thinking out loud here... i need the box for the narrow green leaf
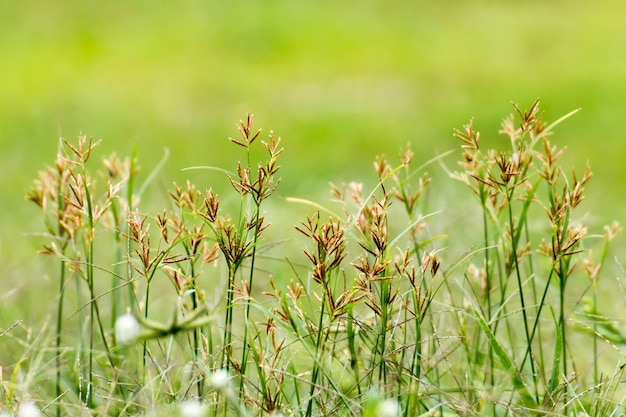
[473,309,536,407]
[548,307,563,400]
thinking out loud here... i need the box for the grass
[2,102,625,416]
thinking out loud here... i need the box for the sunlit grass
[3,103,625,416]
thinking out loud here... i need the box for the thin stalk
[559,261,566,378]
[127,152,137,310]
[182,224,203,397]
[493,232,508,332]
[347,306,361,397]
[482,203,492,322]
[523,220,544,375]
[83,182,122,406]
[55,181,66,417]
[407,289,423,416]
[520,268,555,371]
[222,263,237,371]
[191,287,202,397]
[305,299,326,417]
[506,192,538,400]
[84,183,96,409]
[76,276,86,404]
[558,255,569,414]
[289,361,302,413]
[239,205,262,394]
[126,197,138,312]
[110,198,122,330]
[142,280,150,381]
[55,258,66,417]
[592,235,611,387]
[592,286,598,387]
[558,208,572,413]
[479,187,496,410]
[507,194,532,350]
[377,277,390,385]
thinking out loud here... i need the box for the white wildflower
[376,398,400,417]
[17,402,42,417]
[115,313,140,345]
[179,400,207,417]
[209,369,230,390]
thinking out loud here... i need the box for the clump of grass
[25,137,134,414]
[6,103,625,416]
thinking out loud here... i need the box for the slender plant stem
[506,194,538,397]
[110,199,122,330]
[55,179,66,417]
[377,276,390,385]
[559,256,568,414]
[222,264,236,371]
[347,306,361,397]
[142,281,150,383]
[83,182,121,406]
[55,258,66,417]
[85,183,95,409]
[239,205,262,393]
[479,188,497,414]
[305,300,326,417]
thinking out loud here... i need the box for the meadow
[2,2,626,416]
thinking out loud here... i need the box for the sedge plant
[14,104,626,417]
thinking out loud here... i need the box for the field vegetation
[2,2,626,416]
[2,103,625,416]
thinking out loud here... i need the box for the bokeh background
[2,1,626,282]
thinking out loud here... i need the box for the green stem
[55,180,66,417]
[305,300,326,417]
[377,277,389,385]
[347,306,361,397]
[559,256,568,413]
[504,189,543,407]
[407,289,423,416]
[189,260,203,397]
[222,264,236,371]
[479,188,496,414]
[85,184,95,409]
[524,220,544,375]
[507,196,532,348]
[239,206,262,394]
[110,199,122,330]
[142,281,150,383]
[55,259,66,417]
[181,220,203,398]
[506,194,537,391]
[83,182,122,406]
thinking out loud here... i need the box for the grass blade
[473,309,536,408]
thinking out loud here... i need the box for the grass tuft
[4,102,625,416]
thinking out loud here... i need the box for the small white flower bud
[179,400,207,417]
[115,313,140,345]
[209,369,230,390]
[376,398,400,417]
[17,402,42,417]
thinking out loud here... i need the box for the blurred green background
[2,1,626,276]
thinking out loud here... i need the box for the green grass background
[2,1,626,284]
